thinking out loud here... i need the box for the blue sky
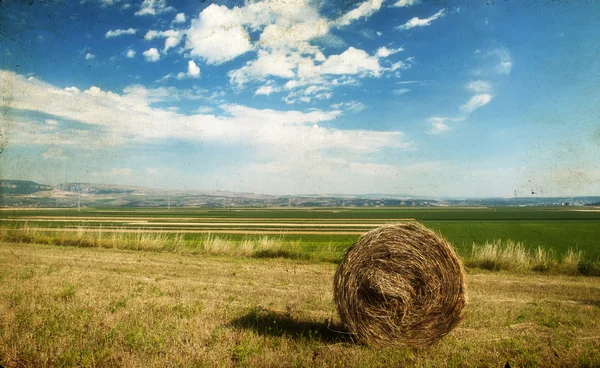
[1,0,599,197]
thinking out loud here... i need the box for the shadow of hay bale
[252,249,310,261]
[230,307,353,344]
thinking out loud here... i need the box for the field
[1,242,599,367]
[1,206,600,367]
[2,206,600,259]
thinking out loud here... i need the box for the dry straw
[333,222,466,347]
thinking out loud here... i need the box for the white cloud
[392,0,421,7]
[333,0,384,27]
[319,47,381,76]
[173,12,186,23]
[255,85,278,96]
[258,19,329,53]
[467,80,492,93]
[229,49,297,86]
[126,49,136,58]
[135,0,174,16]
[64,86,80,93]
[2,70,409,156]
[396,9,446,30]
[181,0,397,103]
[105,28,136,38]
[177,60,200,79]
[85,53,95,60]
[186,60,200,77]
[376,46,403,58]
[460,93,493,113]
[345,101,366,113]
[426,117,451,135]
[143,48,160,62]
[144,30,182,53]
[423,82,494,135]
[230,46,387,92]
[184,4,253,65]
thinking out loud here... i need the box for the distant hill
[0,180,53,195]
[55,183,137,195]
[0,179,599,208]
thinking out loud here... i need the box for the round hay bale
[333,222,466,348]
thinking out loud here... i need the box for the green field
[2,207,599,259]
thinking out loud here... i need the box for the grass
[465,240,589,274]
[0,226,342,262]
[0,242,599,367]
[2,224,599,276]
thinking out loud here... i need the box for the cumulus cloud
[126,49,136,58]
[153,0,395,102]
[319,47,381,76]
[173,12,185,23]
[396,9,446,30]
[105,28,136,38]
[392,0,421,7]
[135,0,174,16]
[177,60,200,79]
[231,46,389,92]
[143,48,160,62]
[184,4,254,65]
[460,93,492,113]
[144,30,182,53]
[85,53,95,60]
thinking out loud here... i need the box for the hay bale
[333,222,466,347]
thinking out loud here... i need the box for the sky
[0,0,599,197]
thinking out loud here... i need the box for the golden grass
[0,225,300,259]
[467,239,586,274]
[0,242,599,367]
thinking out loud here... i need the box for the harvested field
[1,242,599,367]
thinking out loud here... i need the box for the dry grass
[334,223,466,348]
[1,241,599,367]
[1,225,598,275]
[467,239,587,274]
[0,225,305,259]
